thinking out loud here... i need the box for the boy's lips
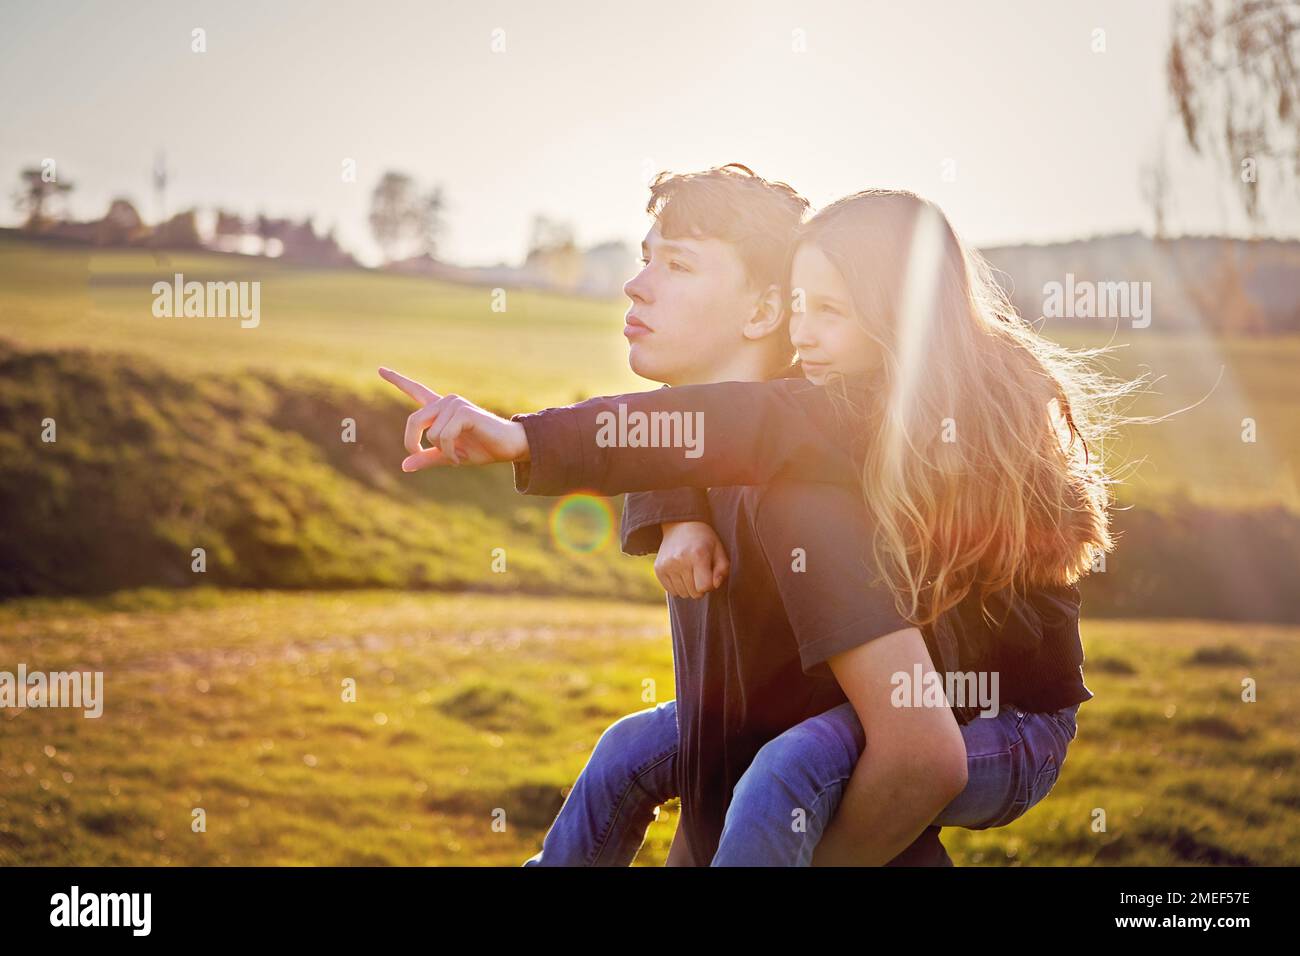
[624,314,651,338]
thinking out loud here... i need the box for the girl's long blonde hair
[798,189,1143,628]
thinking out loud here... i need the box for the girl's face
[787,242,878,384]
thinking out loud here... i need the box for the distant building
[390,239,635,300]
[578,240,637,298]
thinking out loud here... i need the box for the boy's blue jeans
[522,698,1080,866]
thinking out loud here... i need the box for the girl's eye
[669,261,688,273]
[638,257,650,266]
[822,304,840,316]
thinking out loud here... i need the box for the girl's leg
[934,701,1080,829]
[523,699,679,866]
[711,701,861,866]
[710,700,1080,865]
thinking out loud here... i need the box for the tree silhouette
[417,186,445,260]
[1167,0,1300,222]
[370,172,444,262]
[13,166,74,230]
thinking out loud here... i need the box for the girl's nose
[789,317,817,350]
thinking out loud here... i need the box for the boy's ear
[741,283,785,341]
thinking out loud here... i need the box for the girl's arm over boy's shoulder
[511,377,861,497]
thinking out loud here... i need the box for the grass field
[1,588,1296,866]
[1,235,1297,511]
[0,589,677,866]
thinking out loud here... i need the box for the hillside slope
[0,340,658,600]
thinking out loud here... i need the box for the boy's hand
[378,367,530,471]
[655,521,729,599]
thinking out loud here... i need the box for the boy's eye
[636,255,688,272]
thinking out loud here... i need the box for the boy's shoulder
[743,476,874,545]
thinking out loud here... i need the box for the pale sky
[0,0,1286,267]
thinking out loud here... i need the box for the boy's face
[622,223,762,385]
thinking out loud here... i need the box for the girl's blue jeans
[522,697,1080,866]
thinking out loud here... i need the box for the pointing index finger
[378,367,441,405]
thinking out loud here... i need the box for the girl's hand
[655,521,729,599]
[378,367,529,470]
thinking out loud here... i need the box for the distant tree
[13,166,74,231]
[1140,143,1172,239]
[96,198,146,246]
[369,171,445,262]
[256,213,274,253]
[154,209,203,249]
[417,186,446,259]
[317,223,355,267]
[279,218,314,259]
[524,215,583,290]
[277,216,355,267]
[209,209,250,253]
[255,213,294,256]
[527,215,576,258]
[214,209,248,240]
[1167,0,1300,223]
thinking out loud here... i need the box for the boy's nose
[623,270,650,303]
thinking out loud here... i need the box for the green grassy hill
[0,338,658,600]
[0,235,645,410]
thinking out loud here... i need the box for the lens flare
[548,493,616,555]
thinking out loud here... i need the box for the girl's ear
[742,283,785,341]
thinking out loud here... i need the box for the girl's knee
[746,717,857,793]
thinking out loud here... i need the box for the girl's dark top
[510,376,1093,863]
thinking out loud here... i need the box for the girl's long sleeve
[510,378,859,497]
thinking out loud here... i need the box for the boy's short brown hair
[646,163,809,290]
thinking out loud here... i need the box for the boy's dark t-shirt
[660,477,917,864]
